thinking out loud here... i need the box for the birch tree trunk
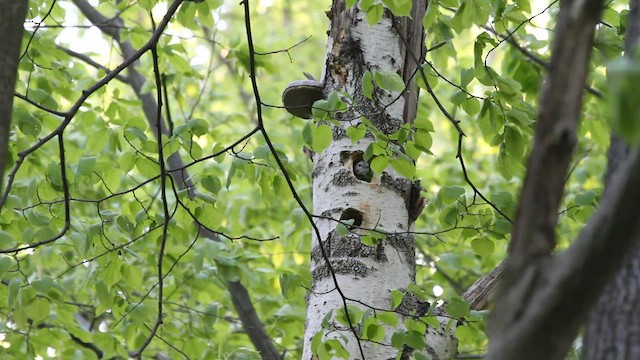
[302,1,457,359]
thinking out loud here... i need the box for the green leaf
[391,331,407,349]
[0,231,13,246]
[360,235,377,246]
[32,276,53,293]
[27,297,50,323]
[139,0,156,11]
[339,305,363,325]
[302,121,313,148]
[414,116,435,131]
[336,223,349,236]
[104,256,124,289]
[324,339,350,359]
[313,124,333,152]
[450,90,467,105]
[28,88,59,111]
[279,273,302,298]
[370,156,390,173]
[608,57,640,144]
[188,118,209,136]
[346,124,367,142]
[438,186,465,204]
[16,111,42,139]
[391,289,404,309]
[346,0,358,8]
[405,317,426,333]
[0,256,13,279]
[414,129,433,152]
[202,176,222,195]
[461,67,475,87]
[374,70,405,92]
[366,4,385,26]
[77,156,96,177]
[378,312,398,327]
[382,0,412,17]
[423,2,438,28]
[47,162,63,188]
[461,97,481,115]
[311,331,323,355]
[446,296,470,318]
[120,151,137,172]
[575,190,597,206]
[423,316,441,329]
[99,210,118,221]
[504,124,527,159]
[362,70,374,99]
[26,209,52,226]
[364,323,385,342]
[390,157,415,178]
[311,99,330,119]
[471,238,494,257]
[136,157,159,178]
[124,126,148,142]
[497,145,522,180]
[405,330,426,350]
[8,277,21,307]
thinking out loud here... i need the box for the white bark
[302,2,456,359]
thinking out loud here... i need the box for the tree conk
[282,79,324,119]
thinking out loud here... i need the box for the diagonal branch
[56,45,128,82]
[488,0,608,358]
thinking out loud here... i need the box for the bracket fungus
[282,79,324,119]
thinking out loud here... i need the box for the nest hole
[340,208,363,228]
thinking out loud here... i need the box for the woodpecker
[353,159,373,182]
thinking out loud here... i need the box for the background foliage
[0,0,625,358]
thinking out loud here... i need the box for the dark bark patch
[395,289,431,316]
[313,230,386,261]
[312,163,325,179]
[313,232,389,271]
[331,168,356,186]
[381,172,411,194]
[388,233,415,266]
[332,125,347,139]
[313,258,372,280]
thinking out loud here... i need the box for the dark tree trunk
[581,1,640,359]
[0,1,28,192]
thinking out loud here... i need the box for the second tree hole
[340,208,363,228]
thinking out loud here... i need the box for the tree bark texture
[581,0,640,359]
[0,1,28,192]
[302,1,456,359]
